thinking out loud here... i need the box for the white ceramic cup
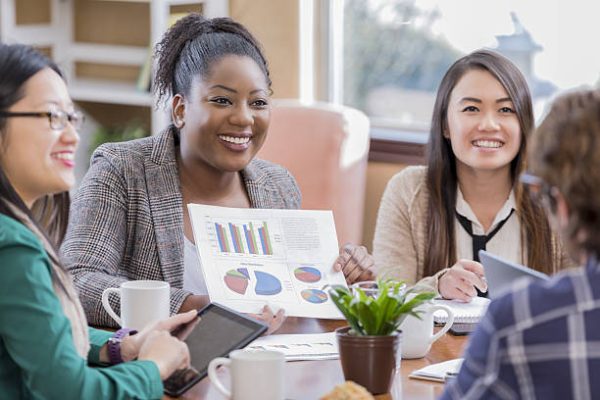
[399,302,454,359]
[101,280,170,330]
[208,350,285,400]
[351,280,407,298]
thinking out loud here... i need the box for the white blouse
[182,237,208,295]
[454,188,522,264]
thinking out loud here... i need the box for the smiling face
[174,55,271,173]
[445,68,521,176]
[0,68,79,206]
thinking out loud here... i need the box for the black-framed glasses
[0,110,85,130]
[520,172,559,212]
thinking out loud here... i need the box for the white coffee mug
[208,350,285,400]
[101,280,170,330]
[399,302,454,359]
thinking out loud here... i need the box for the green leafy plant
[328,280,436,336]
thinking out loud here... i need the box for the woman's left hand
[333,243,376,284]
[248,305,286,335]
[120,310,198,362]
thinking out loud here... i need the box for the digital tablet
[163,302,268,397]
[479,250,549,298]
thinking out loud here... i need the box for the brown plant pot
[336,326,400,395]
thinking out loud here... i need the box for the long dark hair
[0,43,70,247]
[424,49,553,276]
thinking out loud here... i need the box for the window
[341,0,600,137]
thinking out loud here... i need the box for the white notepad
[433,297,490,324]
[409,358,463,383]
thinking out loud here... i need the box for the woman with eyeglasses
[441,89,600,399]
[0,43,196,399]
[363,50,572,300]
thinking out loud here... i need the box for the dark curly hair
[529,89,600,259]
[153,13,271,106]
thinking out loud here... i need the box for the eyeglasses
[520,172,559,212]
[0,110,85,130]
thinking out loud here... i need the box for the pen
[445,371,458,382]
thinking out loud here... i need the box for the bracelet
[107,328,138,365]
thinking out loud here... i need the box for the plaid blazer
[441,256,600,400]
[61,128,301,327]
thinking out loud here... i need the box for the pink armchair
[258,100,370,246]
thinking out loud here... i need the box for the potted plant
[328,280,436,395]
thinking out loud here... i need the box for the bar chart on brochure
[188,204,348,319]
[213,220,275,256]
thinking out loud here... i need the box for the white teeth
[219,135,251,145]
[52,153,74,160]
[473,140,503,149]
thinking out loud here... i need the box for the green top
[0,213,163,399]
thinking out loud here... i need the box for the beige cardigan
[373,166,572,292]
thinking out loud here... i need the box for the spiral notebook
[433,297,490,324]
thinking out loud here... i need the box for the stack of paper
[245,332,339,361]
[409,358,463,383]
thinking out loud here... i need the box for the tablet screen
[187,304,267,374]
[163,303,268,397]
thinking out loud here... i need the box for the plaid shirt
[441,256,600,400]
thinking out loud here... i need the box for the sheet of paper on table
[409,358,464,383]
[246,332,339,361]
[188,204,347,319]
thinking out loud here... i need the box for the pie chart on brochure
[301,289,328,304]
[223,268,250,295]
[254,271,282,295]
[294,266,322,283]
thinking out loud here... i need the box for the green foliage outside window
[344,0,461,113]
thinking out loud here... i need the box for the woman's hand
[248,305,286,335]
[138,330,190,380]
[438,259,488,302]
[179,294,210,313]
[333,243,375,284]
[120,310,198,362]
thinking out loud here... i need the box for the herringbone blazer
[61,128,301,327]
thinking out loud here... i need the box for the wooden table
[175,318,467,400]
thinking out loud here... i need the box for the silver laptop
[479,250,549,298]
